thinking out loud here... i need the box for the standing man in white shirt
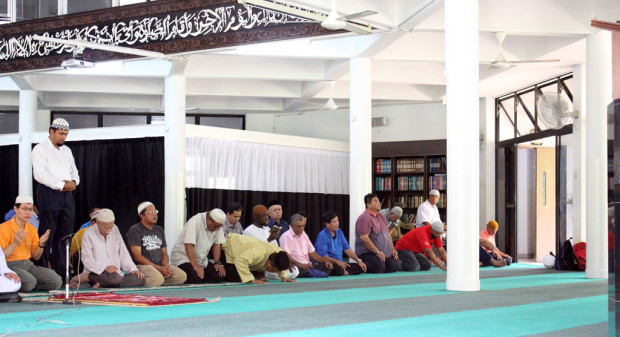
[32,118,79,277]
[415,189,443,228]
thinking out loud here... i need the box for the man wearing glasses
[0,196,62,292]
[126,202,187,287]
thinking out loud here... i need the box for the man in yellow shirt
[221,234,296,284]
[0,196,62,292]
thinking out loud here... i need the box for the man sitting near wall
[171,208,227,284]
[280,213,333,277]
[267,200,289,242]
[79,207,101,230]
[479,220,512,266]
[0,196,61,292]
[220,233,295,284]
[355,193,400,274]
[126,202,187,287]
[314,210,366,275]
[223,202,244,236]
[80,208,145,288]
[243,205,279,246]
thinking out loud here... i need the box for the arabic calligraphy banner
[0,0,333,73]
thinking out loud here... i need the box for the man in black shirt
[126,202,187,287]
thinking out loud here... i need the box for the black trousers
[178,262,224,284]
[36,184,75,277]
[358,252,400,274]
[331,262,364,276]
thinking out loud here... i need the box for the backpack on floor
[573,242,586,271]
[555,237,579,271]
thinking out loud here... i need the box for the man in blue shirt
[314,210,366,275]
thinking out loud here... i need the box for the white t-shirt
[243,224,279,246]
[415,200,441,227]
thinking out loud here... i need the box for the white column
[164,75,186,249]
[18,90,36,197]
[349,58,372,244]
[572,65,587,243]
[585,31,611,279]
[445,0,480,291]
[479,98,495,229]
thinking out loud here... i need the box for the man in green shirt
[221,234,296,284]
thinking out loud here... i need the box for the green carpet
[0,271,597,333]
[251,295,607,337]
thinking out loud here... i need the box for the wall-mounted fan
[239,0,377,34]
[536,91,578,129]
[295,81,340,112]
[482,32,560,69]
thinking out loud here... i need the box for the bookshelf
[372,145,447,225]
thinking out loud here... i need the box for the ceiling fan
[482,32,560,69]
[295,81,340,112]
[239,0,377,34]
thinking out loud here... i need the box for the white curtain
[186,137,349,194]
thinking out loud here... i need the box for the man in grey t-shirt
[126,202,187,287]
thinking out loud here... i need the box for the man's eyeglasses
[146,210,159,215]
[19,206,34,212]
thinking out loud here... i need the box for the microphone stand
[62,235,80,305]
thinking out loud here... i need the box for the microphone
[60,233,75,241]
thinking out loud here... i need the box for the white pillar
[349,58,372,244]
[479,98,495,230]
[572,65,587,243]
[164,75,186,249]
[585,31,611,279]
[18,90,36,197]
[445,0,480,291]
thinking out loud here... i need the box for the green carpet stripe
[251,295,608,337]
[0,272,597,332]
[292,263,543,283]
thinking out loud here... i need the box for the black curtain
[0,145,18,217]
[186,188,350,243]
[36,137,166,237]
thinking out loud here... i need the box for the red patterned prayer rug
[49,293,220,307]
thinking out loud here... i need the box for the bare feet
[491,259,507,268]
[92,282,101,289]
[69,276,79,288]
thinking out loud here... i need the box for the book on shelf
[375,176,392,191]
[395,195,424,208]
[397,176,424,190]
[396,157,425,173]
[428,174,447,190]
[437,193,447,208]
[428,156,446,172]
[375,159,392,174]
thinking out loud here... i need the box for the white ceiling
[0,0,618,115]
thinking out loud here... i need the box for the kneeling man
[221,233,295,284]
[395,220,447,271]
[81,209,145,288]
[127,202,187,287]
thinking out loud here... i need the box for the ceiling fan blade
[507,59,560,64]
[338,10,378,21]
[343,21,372,34]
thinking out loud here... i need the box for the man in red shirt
[395,221,446,271]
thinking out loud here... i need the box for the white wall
[245,103,447,143]
[371,103,446,142]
